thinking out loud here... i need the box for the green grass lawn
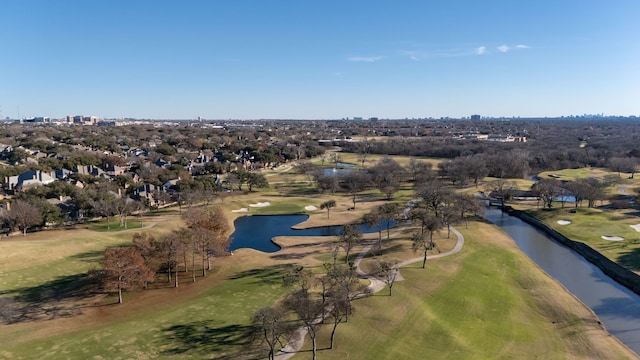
[525,207,640,271]
[84,219,145,232]
[1,178,636,359]
[537,167,612,180]
[292,223,629,359]
[0,265,290,359]
[0,234,130,293]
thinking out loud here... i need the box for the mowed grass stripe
[1,265,289,359]
[295,222,630,359]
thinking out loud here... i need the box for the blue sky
[1,1,639,120]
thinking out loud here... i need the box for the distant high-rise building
[470,114,481,120]
[68,115,99,125]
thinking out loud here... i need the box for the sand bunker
[601,235,625,241]
[557,220,572,225]
[231,208,249,213]
[305,205,318,211]
[630,224,640,233]
[249,202,271,207]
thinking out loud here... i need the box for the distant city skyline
[1,1,639,120]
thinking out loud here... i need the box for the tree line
[91,206,230,303]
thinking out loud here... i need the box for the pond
[320,167,358,177]
[229,214,395,252]
[319,161,360,177]
[334,161,356,167]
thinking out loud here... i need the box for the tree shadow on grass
[270,251,320,260]
[0,273,102,324]
[70,249,104,263]
[617,247,640,272]
[365,243,404,258]
[227,264,290,285]
[160,320,261,359]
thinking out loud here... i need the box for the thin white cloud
[476,46,487,55]
[399,49,470,60]
[497,45,510,53]
[515,44,530,49]
[346,56,383,63]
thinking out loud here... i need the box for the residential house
[5,170,57,192]
[133,183,169,207]
[105,165,127,177]
[74,165,105,177]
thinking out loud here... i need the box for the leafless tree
[374,259,400,296]
[8,199,43,236]
[378,203,399,242]
[338,224,362,264]
[159,230,184,287]
[363,210,383,250]
[250,306,292,360]
[326,289,350,349]
[284,289,323,360]
[325,263,365,322]
[114,196,138,229]
[408,158,435,183]
[453,193,482,228]
[341,172,367,209]
[100,247,155,304]
[531,178,561,209]
[90,192,117,230]
[439,197,460,238]
[132,232,157,264]
[609,157,639,178]
[411,215,442,268]
[183,206,230,281]
[369,157,404,200]
[485,178,516,207]
[415,179,452,216]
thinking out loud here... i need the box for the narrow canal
[484,206,640,355]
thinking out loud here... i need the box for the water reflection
[229,214,394,253]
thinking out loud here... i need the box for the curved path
[275,224,465,359]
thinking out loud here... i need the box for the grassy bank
[0,190,636,359]
[293,221,636,359]
[525,207,640,272]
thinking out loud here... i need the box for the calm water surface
[484,207,640,354]
[229,214,393,252]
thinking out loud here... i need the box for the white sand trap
[249,201,271,207]
[630,224,640,232]
[557,220,572,225]
[231,208,249,213]
[305,205,318,211]
[601,235,625,241]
